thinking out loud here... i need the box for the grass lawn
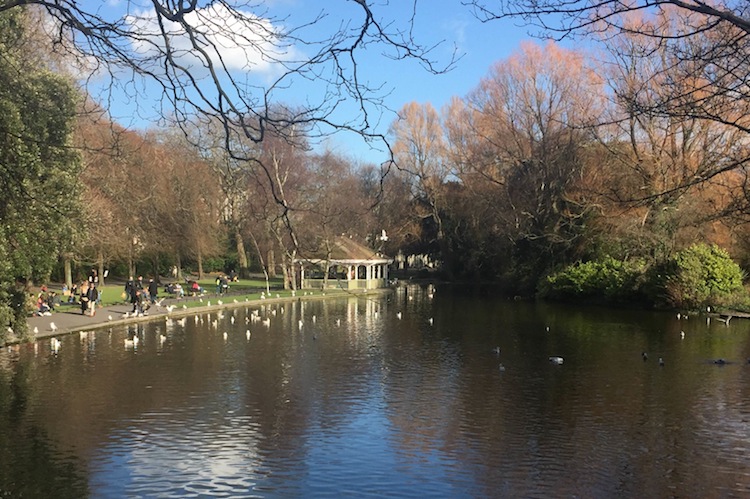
[52,276,289,309]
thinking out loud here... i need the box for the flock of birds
[33,287,441,357]
[24,292,749,371]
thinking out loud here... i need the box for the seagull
[396,312,402,320]
[108,315,113,321]
[680,331,685,339]
[166,305,175,313]
[223,331,228,341]
[246,330,251,340]
[336,318,341,326]
[49,322,58,332]
[312,315,317,323]
[492,346,501,355]
[428,317,434,325]
[659,357,665,366]
[50,338,61,352]
[549,356,564,365]
[498,364,506,372]
[160,334,167,344]
[33,326,39,335]
[642,352,648,361]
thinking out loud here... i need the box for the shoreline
[20,288,392,345]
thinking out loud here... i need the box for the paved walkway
[27,294,249,342]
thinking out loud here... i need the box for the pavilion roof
[297,235,391,263]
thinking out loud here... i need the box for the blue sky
[93,1,532,165]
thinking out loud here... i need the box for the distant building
[295,235,392,290]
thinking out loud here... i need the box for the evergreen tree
[0,8,82,342]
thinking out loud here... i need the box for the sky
[91,1,534,166]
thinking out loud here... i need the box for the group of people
[124,275,161,315]
[34,285,58,316]
[77,268,102,316]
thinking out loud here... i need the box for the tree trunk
[235,227,249,278]
[268,248,276,278]
[63,254,73,289]
[97,251,105,286]
[197,247,204,279]
[151,254,159,283]
[175,251,182,280]
[248,230,271,294]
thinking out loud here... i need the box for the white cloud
[125,4,298,76]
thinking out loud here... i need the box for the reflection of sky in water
[3,285,750,497]
[90,413,262,497]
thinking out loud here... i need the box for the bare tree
[4,1,457,250]
[466,1,750,187]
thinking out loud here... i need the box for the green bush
[648,243,745,309]
[541,256,647,303]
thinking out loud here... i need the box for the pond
[1,284,750,497]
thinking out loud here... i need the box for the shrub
[541,256,647,303]
[647,243,745,309]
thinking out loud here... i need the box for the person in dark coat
[87,283,99,316]
[148,278,158,304]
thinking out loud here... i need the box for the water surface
[1,285,749,497]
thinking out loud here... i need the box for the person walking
[87,283,99,316]
[148,278,158,305]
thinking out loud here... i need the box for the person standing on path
[79,281,90,315]
[148,278,158,305]
[87,283,99,316]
